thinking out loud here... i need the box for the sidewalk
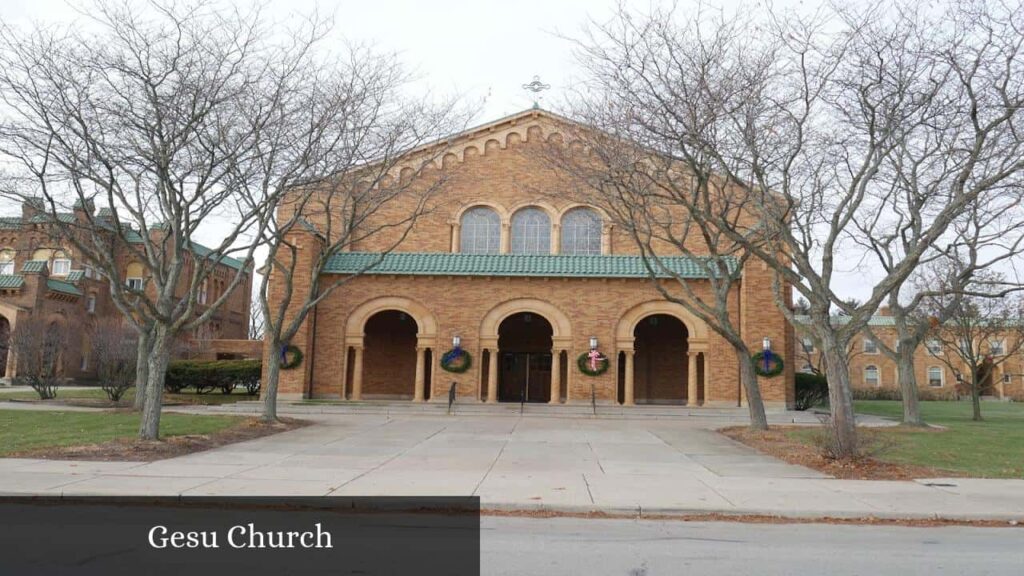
[0,412,1021,522]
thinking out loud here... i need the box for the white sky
[1,0,883,301]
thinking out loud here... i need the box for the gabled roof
[0,275,25,290]
[188,242,245,271]
[323,252,735,279]
[46,278,82,296]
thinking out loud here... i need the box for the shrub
[851,387,958,401]
[794,373,829,410]
[165,360,261,395]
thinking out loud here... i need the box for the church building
[270,109,796,408]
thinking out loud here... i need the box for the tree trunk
[138,325,173,440]
[736,349,769,431]
[970,369,984,422]
[821,337,859,458]
[132,329,152,411]
[896,348,924,426]
[261,337,282,423]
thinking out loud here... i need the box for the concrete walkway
[1,412,1022,521]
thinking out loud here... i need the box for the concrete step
[203,399,808,421]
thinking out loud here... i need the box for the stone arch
[451,201,510,225]
[615,300,709,352]
[480,298,572,349]
[345,296,438,349]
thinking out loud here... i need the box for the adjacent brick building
[795,311,1024,400]
[0,199,252,382]
[268,109,796,408]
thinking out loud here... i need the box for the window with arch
[125,262,145,291]
[0,249,14,275]
[51,250,71,276]
[459,206,501,254]
[928,366,944,387]
[510,207,551,254]
[864,365,880,387]
[560,207,602,255]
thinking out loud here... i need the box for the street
[481,516,1023,576]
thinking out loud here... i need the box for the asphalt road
[481,517,1023,576]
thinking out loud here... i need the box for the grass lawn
[0,409,243,456]
[790,401,1024,478]
[0,387,257,405]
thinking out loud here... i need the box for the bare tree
[541,121,771,430]
[926,271,1024,421]
[569,0,1024,457]
[9,316,67,399]
[0,2,344,438]
[250,64,467,422]
[248,289,265,341]
[91,317,137,402]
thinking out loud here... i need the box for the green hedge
[795,372,829,411]
[165,360,261,395]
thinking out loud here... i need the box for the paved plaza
[1,410,1022,521]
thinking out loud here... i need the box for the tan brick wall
[269,111,796,407]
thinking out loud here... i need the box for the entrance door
[499,352,552,402]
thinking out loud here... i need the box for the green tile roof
[21,260,47,273]
[0,217,22,230]
[27,213,76,224]
[323,252,736,279]
[189,241,246,271]
[46,278,82,296]
[66,270,84,283]
[793,314,896,326]
[0,275,25,289]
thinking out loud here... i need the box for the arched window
[928,366,944,387]
[864,365,880,387]
[125,262,145,291]
[510,207,551,254]
[459,206,500,254]
[0,249,14,275]
[560,207,602,255]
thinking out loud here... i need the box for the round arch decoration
[344,296,439,349]
[615,301,710,351]
[479,298,573,350]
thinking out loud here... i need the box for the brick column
[413,346,426,402]
[550,350,561,404]
[350,346,364,401]
[623,350,635,406]
[487,349,499,403]
[687,351,698,406]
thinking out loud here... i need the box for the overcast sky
[2,0,886,301]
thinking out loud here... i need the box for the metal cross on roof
[522,75,550,108]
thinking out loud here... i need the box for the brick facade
[0,199,252,382]
[268,109,796,408]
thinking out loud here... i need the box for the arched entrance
[497,312,553,403]
[632,314,688,404]
[615,301,710,406]
[360,310,419,400]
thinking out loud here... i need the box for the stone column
[623,350,635,406]
[451,224,461,253]
[501,223,511,253]
[413,346,426,402]
[551,224,561,255]
[687,351,698,406]
[350,346,364,401]
[701,352,709,405]
[550,350,561,404]
[487,349,499,403]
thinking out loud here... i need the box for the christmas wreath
[280,344,303,370]
[440,348,472,373]
[577,350,609,377]
[752,350,783,377]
